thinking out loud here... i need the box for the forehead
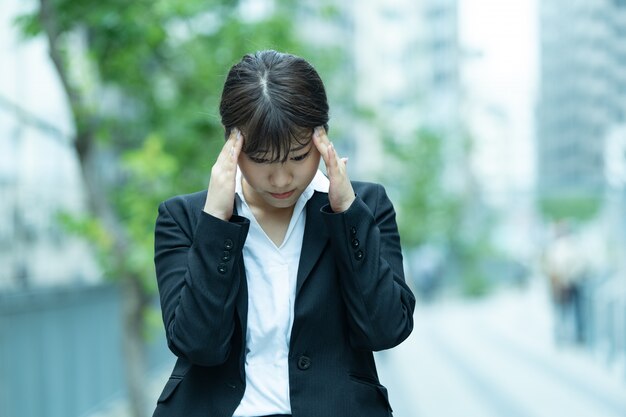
[246,139,311,156]
[244,126,313,156]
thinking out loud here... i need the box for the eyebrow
[249,141,311,157]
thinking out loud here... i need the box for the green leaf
[13,13,42,38]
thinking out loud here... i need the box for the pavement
[376,279,626,417]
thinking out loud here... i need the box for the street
[377,280,626,417]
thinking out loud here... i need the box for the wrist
[334,195,356,213]
[203,202,230,221]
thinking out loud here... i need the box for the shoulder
[161,190,207,211]
[352,181,388,200]
[351,181,394,211]
[352,181,384,194]
[158,190,207,225]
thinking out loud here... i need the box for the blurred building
[350,0,421,178]
[536,0,626,203]
[537,0,626,270]
[417,0,461,134]
[459,0,540,262]
[0,0,99,290]
[347,0,462,184]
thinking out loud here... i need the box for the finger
[316,125,331,147]
[330,142,345,166]
[218,128,239,163]
[327,141,339,173]
[231,129,244,161]
[312,126,330,165]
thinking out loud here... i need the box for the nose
[269,164,292,189]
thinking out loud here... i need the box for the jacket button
[221,250,231,261]
[350,226,357,236]
[297,355,311,370]
[224,239,234,250]
[217,263,227,274]
[351,238,360,248]
[354,250,364,261]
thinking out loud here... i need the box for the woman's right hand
[203,128,243,220]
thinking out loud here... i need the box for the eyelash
[291,152,310,162]
[249,151,310,164]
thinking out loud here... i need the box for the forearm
[322,191,415,351]
[155,201,248,365]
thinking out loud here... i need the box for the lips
[270,190,295,199]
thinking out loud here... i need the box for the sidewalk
[376,279,626,417]
[85,364,172,417]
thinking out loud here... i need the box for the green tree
[383,128,496,297]
[383,128,461,248]
[16,1,335,415]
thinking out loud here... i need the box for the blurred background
[1,0,625,416]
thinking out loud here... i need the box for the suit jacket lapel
[296,191,330,295]
[230,192,329,319]
[231,204,248,341]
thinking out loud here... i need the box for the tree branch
[37,0,131,258]
[38,0,91,162]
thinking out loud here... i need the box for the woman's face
[238,139,321,211]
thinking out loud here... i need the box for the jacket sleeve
[321,183,415,351]
[154,197,249,366]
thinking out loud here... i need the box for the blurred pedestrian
[543,220,587,345]
[152,50,415,417]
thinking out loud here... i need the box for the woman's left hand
[313,126,355,213]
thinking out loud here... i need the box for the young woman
[153,50,415,417]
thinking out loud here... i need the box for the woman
[153,50,415,417]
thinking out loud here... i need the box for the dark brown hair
[219,50,329,162]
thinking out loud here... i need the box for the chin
[266,194,299,209]
[271,199,297,209]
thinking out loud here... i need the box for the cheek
[304,149,321,168]
[238,161,265,187]
[300,153,321,180]
[310,152,321,171]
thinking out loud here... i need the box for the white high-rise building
[537,0,626,202]
[347,0,461,182]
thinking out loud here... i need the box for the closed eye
[247,150,310,164]
[248,155,269,164]
[291,150,310,162]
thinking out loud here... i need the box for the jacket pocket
[157,375,184,404]
[348,373,393,413]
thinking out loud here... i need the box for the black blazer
[152,181,415,417]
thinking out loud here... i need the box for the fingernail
[237,131,242,141]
